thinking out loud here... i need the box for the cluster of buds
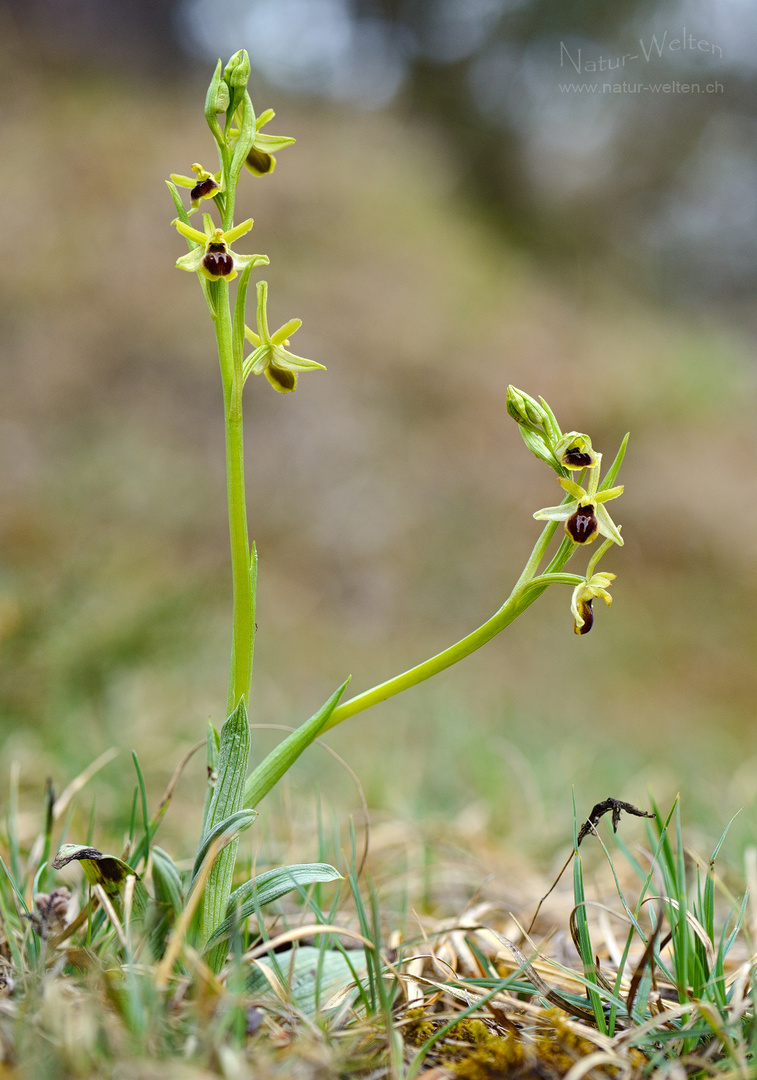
[167,51,322,394]
[507,386,627,636]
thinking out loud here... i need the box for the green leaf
[165,180,192,227]
[204,58,228,146]
[147,846,184,959]
[232,262,255,372]
[518,426,563,474]
[538,395,563,443]
[599,432,630,491]
[247,944,369,1015]
[243,679,350,809]
[206,862,341,949]
[198,699,251,969]
[201,721,221,835]
[229,92,256,185]
[151,846,183,914]
[190,809,257,887]
[52,844,149,924]
[203,700,250,840]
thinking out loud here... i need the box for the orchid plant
[53,51,629,979]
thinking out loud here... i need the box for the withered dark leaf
[577,797,655,845]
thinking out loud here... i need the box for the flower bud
[205,59,230,119]
[224,49,251,93]
[212,80,230,114]
[224,50,252,118]
[506,385,548,428]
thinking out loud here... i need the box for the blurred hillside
[1,39,757,863]
[7,0,757,308]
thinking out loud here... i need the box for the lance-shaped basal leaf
[147,845,184,959]
[199,699,252,971]
[247,945,369,1015]
[206,862,341,950]
[52,844,149,923]
[202,720,222,835]
[152,846,183,912]
[190,809,257,888]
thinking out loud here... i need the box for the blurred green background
[1,0,756,867]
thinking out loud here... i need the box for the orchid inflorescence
[507,386,628,635]
[166,50,322,395]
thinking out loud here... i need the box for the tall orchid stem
[214,280,255,713]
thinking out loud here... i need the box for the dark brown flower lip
[574,599,594,634]
[246,146,274,175]
[566,503,598,544]
[563,449,594,468]
[191,177,220,201]
[202,250,234,276]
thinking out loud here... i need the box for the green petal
[596,505,623,546]
[570,585,586,624]
[272,347,325,372]
[247,344,272,374]
[176,248,204,272]
[233,252,270,272]
[224,218,254,243]
[594,484,624,505]
[533,503,575,522]
[170,173,195,188]
[271,318,302,345]
[174,219,208,245]
[254,132,296,152]
[558,477,587,500]
[256,108,275,128]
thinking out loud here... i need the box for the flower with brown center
[169,163,223,211]
[173,216,268,282]
[571,571,616,634]
[533,453,623,546]
[243,281,325,393]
